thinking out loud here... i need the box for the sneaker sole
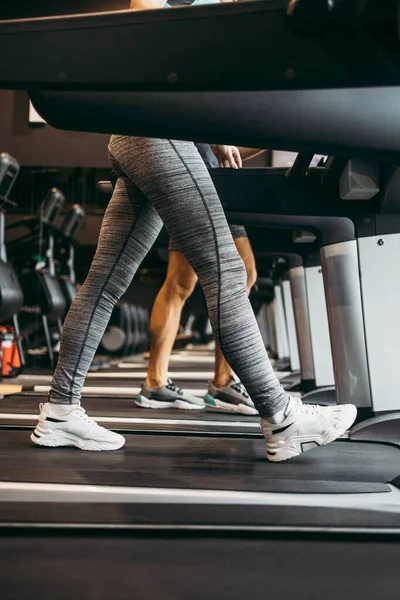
[204,394,258,416]
[30,430,125,451]
[266,405,357,462]
[135,395,205,410]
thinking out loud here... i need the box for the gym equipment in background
[56,203,85,308]
[0,153,25,376]
[7,188,67,366]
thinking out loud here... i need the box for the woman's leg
[32,169,165,449]
[49,172,164,404]
[109,136,356,462]
[109,135,288,418]
[32,135,356,459]
[212,234,257,388]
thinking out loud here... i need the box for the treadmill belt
[1,533,400,600]
[0,430,398,494]
[16,377,209,387]
[0,394,254,420]
[0,394,259,431]
[114,364,214,371]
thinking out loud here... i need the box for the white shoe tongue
[48,402,80,416]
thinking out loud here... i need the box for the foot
[261,397,357,462]
[31,402,125,451]
[136,379,205,410]
[204,376,258,415]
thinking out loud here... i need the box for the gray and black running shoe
[136,379,205,410]
[204,376,258,415]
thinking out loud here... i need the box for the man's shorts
[169,143,247,252]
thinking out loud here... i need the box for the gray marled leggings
[49,136,289,417]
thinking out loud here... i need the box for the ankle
[145,376,168,389]
[267,397,293,424]
[46,402,78,414]
[213,375,233,389]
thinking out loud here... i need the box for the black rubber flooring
[1,430,399,494]
[1,532,400,600]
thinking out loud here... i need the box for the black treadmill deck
[2,429,400,531]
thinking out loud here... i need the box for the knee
[221,254,248,292]
[224,254,257,298]
[164,269,197,303]
[232,237,257,296]
[246,263,258,295]
[162,251,198,303]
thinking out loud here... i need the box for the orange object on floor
[0,325,21,375]
[11,340,21,369]
[1,339,13,376]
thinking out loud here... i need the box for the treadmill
[1,2,400,598]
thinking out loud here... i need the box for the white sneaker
[31,402,125,451]
[261,397,357,462]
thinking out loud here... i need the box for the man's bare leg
[146,237,256,388]
[141,236,258,412]
[145,251,197,389]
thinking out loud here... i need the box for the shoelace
[165,380,183,395]
[70,406,98,425]
[44,403,98,426]
[290,397,322,417]
[230,380,249,399]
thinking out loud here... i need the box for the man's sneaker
[204,376,258,415]
[136,379,205,410]
[31,402,125,451]
[261,397,357,462]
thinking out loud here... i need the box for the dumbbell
[100,302,131,355]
